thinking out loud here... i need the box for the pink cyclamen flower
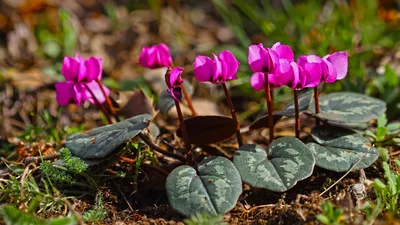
[322,51,348,81]
[55,54,109,106]
[139,43,173,69]
[194,50,239,84]
[249,42,296,90]
[297,55,324,88]
[165,67,184,101]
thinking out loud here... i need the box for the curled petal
[250,72,265,91]
[55,82,77,106]
[85,57,102,81]
[271,42,294,61]
[61,56,80,81]
[325,51,348,80]
[167,67,184,88]
[290,62,306,90]
[321,59,337,83]
[194,56,214,82]
[248,43,270,73]
[219,50,239,81]
[167,87,182,101]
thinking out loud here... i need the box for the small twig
[64,198,85,225]
[20,163,34,203]
[138,133,185,162]
[23,153,60,165]
[319,145,374,196]
[112,179,134,211]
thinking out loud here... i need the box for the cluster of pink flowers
[55,54,109,106]
[138,42,347,99]
[56,42,347,107]
[248,42,348,91]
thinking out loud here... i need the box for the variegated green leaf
[308,92,386,123]
[275,90,314,116]
[233,137,315,192]
[307,125,379,172]
[166,157,242,217]
[66,114,151,159]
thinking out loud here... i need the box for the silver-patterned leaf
[166,157,242,217]
[307,125,379,172]
[308,92,386,123]
[233,137,315,192]
[275,90,314,116]
[66,114,151,159]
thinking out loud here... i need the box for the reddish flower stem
[314,86,320,126]
[221,83,243,147]
[96,79,120,122]
[181,84,197,116]
[264,72,274,144]
[174,99,193,165]
[84,83,113,124]
[294,90,300,139]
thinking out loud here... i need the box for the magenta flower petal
[139,46,151,68]
[85,57,102,81]
[77,59,87,82]
[168,67,184,88]
[271,42,294,61]
[139,44,172,69]
[298,55,322,88]
[271,59,291,88]
[157,43,173,67]
[250,72,265,91]
[167,87,182,101]
[219,50,239,81]
[83,81,109,104]
[289,62,307,90]
[325,51,348,80]
[321,59,337,83]
[248,43,270,73]
[251,72,281,91]
[213,53,228,84]
[55,82,77,106]
[194,56,214,82]
[61,56,80,81]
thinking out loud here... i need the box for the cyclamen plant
[59,42,383,218]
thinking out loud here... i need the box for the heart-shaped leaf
[248,115,282,131]
[274,90,314,116]
[177,116,238,145]
[307,124,379,172]
[166,157,242,217]
[66,114,151,159]
[308,92,386,123]
[233,137,315,192]
[157,80,193,114]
